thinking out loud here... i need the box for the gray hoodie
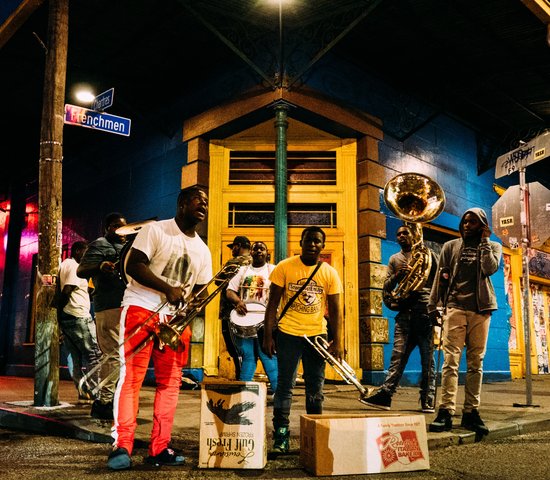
[428,208,502,313]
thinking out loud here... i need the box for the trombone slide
[303,335,371,402]
[78,255,251,397]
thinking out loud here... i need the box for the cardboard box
[199,381,267,469]
[300,414,429,476]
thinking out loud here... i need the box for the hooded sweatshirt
[428,208,502,313]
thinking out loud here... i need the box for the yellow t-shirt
[269,255,342,337]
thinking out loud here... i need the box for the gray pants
[439,307,491,414]
[95,308,122,403]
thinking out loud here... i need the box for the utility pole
[34,0,68,406]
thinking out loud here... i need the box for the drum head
[229,301,266,338]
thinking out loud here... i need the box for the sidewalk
[1,374,549,455]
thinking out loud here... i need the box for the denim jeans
[381,310,435,404]
[59,312,102,392]
[233,335,278,391]
[273,331,326,430]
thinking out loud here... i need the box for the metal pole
[274,102,289,262]
[34,0,68,406]
[278,0,283,87]
[519,165,533,406]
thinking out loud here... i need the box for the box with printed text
[199,381,267,469]
[300,413,429,476]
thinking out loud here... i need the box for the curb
[427,418,550,449]
[0,407,112,443]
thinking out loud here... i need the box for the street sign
[495,131,550,178]
[492,182,550,248]
[92,88,114,111]
[64,104,131,136]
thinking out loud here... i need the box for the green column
[274,102,289,262]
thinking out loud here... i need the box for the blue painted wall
[306,54,510,384]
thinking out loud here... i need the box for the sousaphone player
[363,173,444,413]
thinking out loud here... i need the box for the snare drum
[229,301,266,338]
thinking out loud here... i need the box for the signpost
[64,104,131,136]
[493,183,550,250]
[495,131,550,179]
[494,132,550,408]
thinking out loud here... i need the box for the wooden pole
[34,0,68,406]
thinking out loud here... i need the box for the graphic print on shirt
[455,246,477,293]
[161,251,192,297]
[241,274,269,304]
[289,278,324,314]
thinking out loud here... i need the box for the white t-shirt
[59,257,91,318]
[227,263,275,306]
[122,219,212,314]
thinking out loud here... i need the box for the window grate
[229,150,336,185]
[228,203,337,228]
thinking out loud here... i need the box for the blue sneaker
[107,447,131,470]
[145,447,186,467]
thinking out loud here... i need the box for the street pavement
[1,374,549,475]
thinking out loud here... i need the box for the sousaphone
[383,173,446,310]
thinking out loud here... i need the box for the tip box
[300,413,429,476]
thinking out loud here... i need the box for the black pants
[221,317,241,379]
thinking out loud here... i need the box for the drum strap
[277,261,322,322]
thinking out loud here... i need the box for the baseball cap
[227,235,251,248]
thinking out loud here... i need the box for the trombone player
[107,186,212,471]
[262,226,343,454]
[363,224,439,413]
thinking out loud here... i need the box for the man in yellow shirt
[262,226,343,454]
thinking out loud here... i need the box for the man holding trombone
[107,186,212,471]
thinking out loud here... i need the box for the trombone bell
[157,322,187,351]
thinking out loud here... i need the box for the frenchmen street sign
[64,103,131,136]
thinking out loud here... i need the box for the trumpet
[303,335,373,405]
[78,255,251,397]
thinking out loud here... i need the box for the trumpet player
[107,186,212,471]
[362,224,439,413]
[262,226,343,454]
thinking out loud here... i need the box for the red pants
[112,305,191,456]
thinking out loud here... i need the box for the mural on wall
[531,284,549,374]
[504,254,518,351]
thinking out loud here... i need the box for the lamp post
[273,100,289,262]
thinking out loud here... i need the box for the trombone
[78,255,251,397]
[303,335,372,405]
